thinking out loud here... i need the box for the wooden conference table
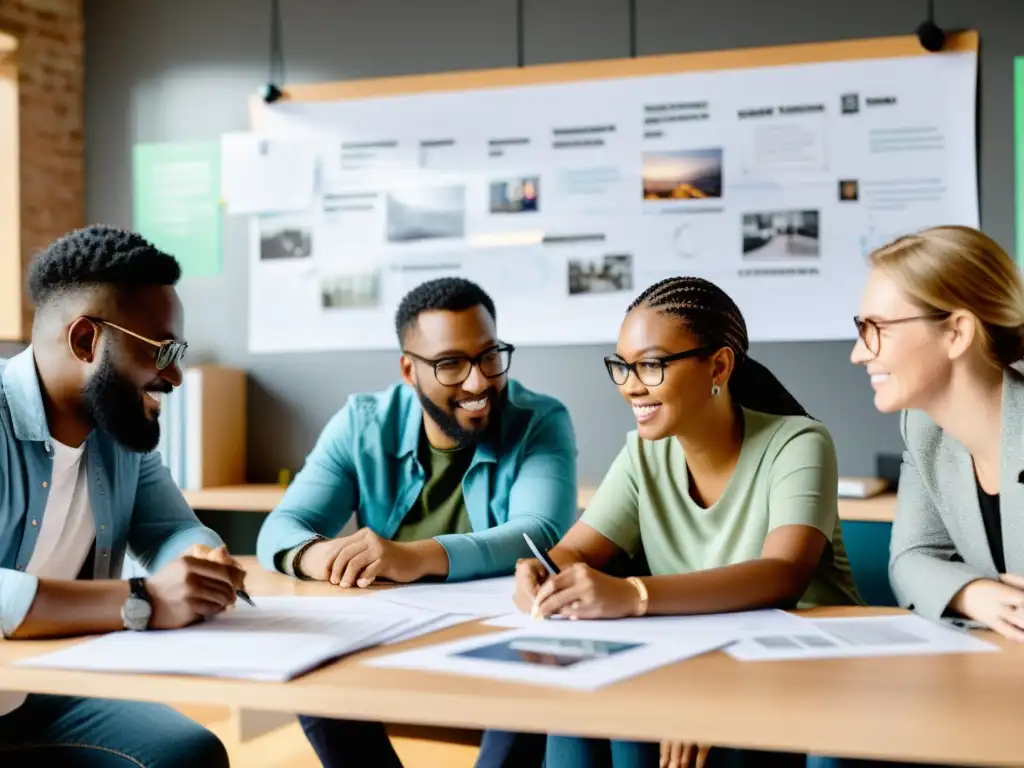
[0,558,1018,766]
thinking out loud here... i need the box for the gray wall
[83,0,1017,485]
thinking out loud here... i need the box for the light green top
[394,434,474,542]
[581,408,863,609]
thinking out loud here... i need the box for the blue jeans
[0,694,228,767]
[298,716,544,768]
[543,739,946,768]
[544,736,804,767]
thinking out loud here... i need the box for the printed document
[484,608,804,641]
[368,576,517,618]
[17,621,397,682]
[17,596,476,682]
[725,614,998,661]
[367,626,731,690]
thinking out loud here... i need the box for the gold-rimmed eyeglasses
[88,317,188,371]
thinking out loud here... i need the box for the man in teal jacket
[257,277,576,767]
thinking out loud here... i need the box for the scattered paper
[220,132,318,214]
[367,627,731,690]
[725,614,998,661]
[16,596,477,682]
[17,623,392,682]
[202,596,477,647]
[484,608,803,641]
[368,577,517,618]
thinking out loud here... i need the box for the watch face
[122,596,152,630]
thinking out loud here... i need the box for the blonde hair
[869,225,1024,368]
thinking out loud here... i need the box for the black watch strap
[129,577,151,604]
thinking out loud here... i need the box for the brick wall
[0,0,84,339]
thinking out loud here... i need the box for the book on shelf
[837,476,889,499]
[156,365,246,491]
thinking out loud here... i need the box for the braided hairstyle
[627,276,810,418]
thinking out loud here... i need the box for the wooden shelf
[184,484,897,523]
[838,493,897,523]
[182,484,286,512]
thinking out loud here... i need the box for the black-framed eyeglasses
[604,346,711,387]
[853,313,950,357]
[88,317,188,371]
[403,342,515,386]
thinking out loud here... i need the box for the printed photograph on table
[321,270,382,310]
[386,184,466,242]
[259,214,313,260]
[838,179,859,201]
[642,148,723,200]
[456,636,643,669]
[742,210,820,259]
[568,253,633,295]
[490,176,539,213]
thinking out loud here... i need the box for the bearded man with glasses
[258,276,577,768]
[0,225,246,767]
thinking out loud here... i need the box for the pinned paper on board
[132,141,222,277]
[238,34,980,353]
[220,132,319,215]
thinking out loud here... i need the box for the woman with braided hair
[513,276,863,768]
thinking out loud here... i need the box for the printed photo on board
[321,270,381,310]
[741,210,820,259]
[259,214,313,260]
[642,147,723,200]
[490,176,540,213]
[386,184,466,242]
[568,253,633,295]
[838,179,859,201]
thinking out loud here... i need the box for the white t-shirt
[0,439,95,718]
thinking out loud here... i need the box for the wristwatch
[121,577,153,631]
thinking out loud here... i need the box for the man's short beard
[80,349,163,453]
[415,384,503,448]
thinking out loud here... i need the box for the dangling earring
[711,383,721,397]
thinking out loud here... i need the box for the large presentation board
[241,33,979,353]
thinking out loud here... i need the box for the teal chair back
[839,520,897,607]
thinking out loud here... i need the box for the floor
[176,704,481,767]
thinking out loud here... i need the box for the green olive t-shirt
[581,408,862,609]
[393,434,474,543]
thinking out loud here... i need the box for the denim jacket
[257,380,578,581]
[0,348,222,636]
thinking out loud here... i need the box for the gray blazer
[890,367,1024,619]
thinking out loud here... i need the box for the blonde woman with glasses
[851,225,1024,641]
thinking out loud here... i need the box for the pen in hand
[523,533,559,620]
[211,545,256,607]
[188,544,256,607]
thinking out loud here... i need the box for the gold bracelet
[626,576,648,617]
